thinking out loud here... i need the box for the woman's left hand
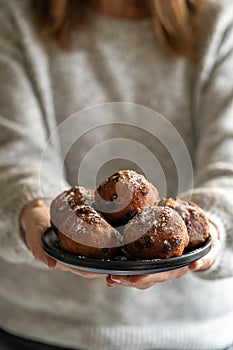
[106,221,221,290]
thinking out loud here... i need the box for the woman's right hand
[20,198,107,278]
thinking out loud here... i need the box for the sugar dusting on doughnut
[94,170,160,226]
[51,171,208,261]
[158,198,209,249]
[50,187,122,258]
[56,204,123,258]
[122,206,189,259]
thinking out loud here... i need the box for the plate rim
[41,227,212,275]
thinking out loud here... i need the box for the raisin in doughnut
[158,198,209,249]
[94,170,159,227]
[122,206,189,259]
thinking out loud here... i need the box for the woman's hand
[106,221,221,289]
[20,198,107,278]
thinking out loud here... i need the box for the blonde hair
[32,0,205,60]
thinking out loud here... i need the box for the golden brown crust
[50,176,208,260]
[50,186,95,229]
[122,206,189,259]
[158,198,209,249]
[50,188,122,258]
[94,170,160,226]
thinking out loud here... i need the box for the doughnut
[122,206,189,259]
[94,170,159,227]
[158,198,209,249]
[50,187,122,258]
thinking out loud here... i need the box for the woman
[0,0,233,349]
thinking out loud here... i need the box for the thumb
[21,199,56,268]
[26,222,57,268]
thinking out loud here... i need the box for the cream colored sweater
[1,0,233,349]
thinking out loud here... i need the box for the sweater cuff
[179,187,233,279]
[0,177,69,267]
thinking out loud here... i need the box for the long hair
[32,0,205,60]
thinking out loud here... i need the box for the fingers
[22,200,56,268]
[107,221,221,288]
[22,199,109,278]
[106,274,155,290]
[106,266,190,290]
[25,217,52,268]
[25,223,57,268]
[27,225,106,277]
[55,262,107,278]
[189,221,221,272]
[20,199,51,230]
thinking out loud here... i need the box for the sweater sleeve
[0,1,69,266]
[180,4,233,279]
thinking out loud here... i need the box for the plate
[41,228,212,275]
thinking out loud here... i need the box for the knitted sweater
[1,0,233,349]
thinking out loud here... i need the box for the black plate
[41,228,212,275]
